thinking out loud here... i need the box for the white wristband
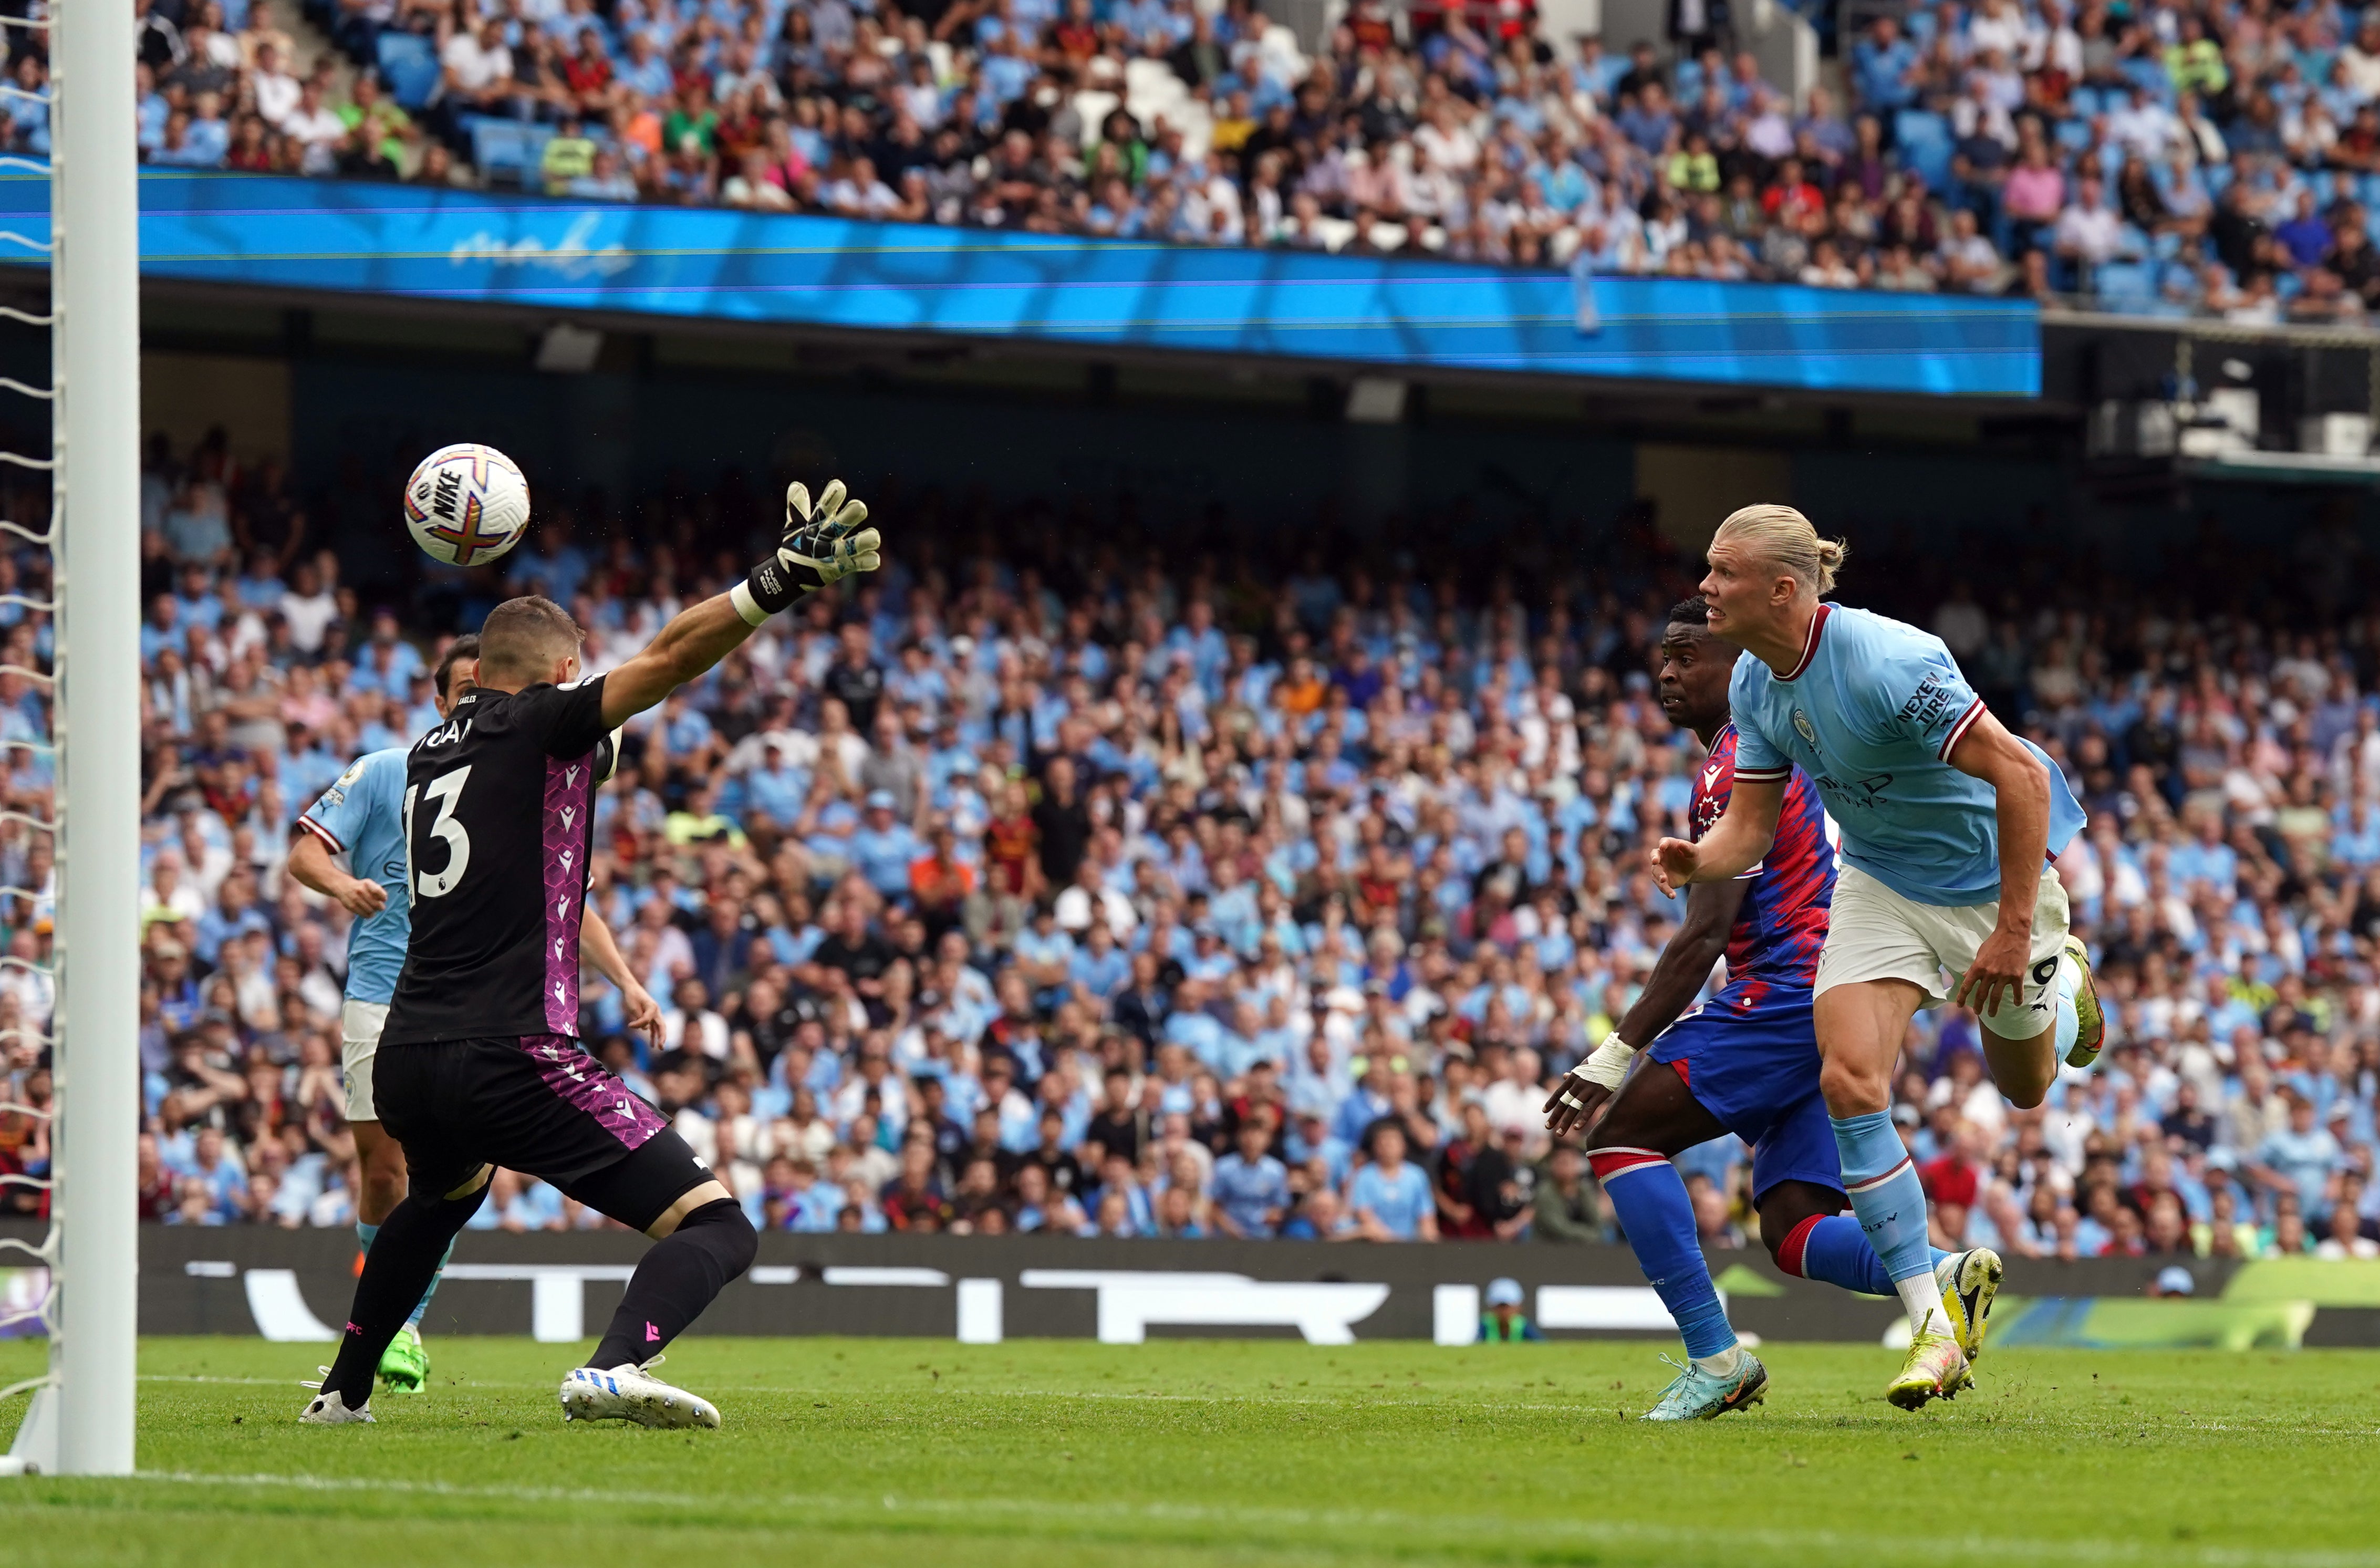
[1579,1031,1638,1091]
[729,578,772,627]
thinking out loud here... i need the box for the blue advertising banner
[0,171,2040,397]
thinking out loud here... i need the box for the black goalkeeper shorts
[375,1033,713,1234]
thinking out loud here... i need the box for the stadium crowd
[26,0,2380,315]
[1,435,2378,1267]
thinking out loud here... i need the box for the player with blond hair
[1645,503,2102,1409]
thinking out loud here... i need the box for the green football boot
[377,1324,429,1394]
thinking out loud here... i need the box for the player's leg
[344,1000,451,1394]
[305,1160,491,1422]
[1810,869,1960,1349]
[344,1003,409,1227]
[1966,871,2100,1107]
[552,1134,755,1429]
[1810,978,1943,1313]
[568,1137,756,1372]
[1755,1087,1946,1299]
[1585,1048,1766,1420]
[1813,973,1982,1408]
[466,1034,754,1427]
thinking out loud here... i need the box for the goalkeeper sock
[324,1181,488,1406]
[588,1199,757,1370]
[1831,1112,1941,1334]
[1589,1147,1737,1363]
[1778,1213,1950,1296]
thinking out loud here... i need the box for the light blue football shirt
[298,747,413,1005]
[1728,604,2085,908]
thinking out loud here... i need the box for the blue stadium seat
[2310,170,2337,205]
[2095,260,2154,304]
[2069,85,2104,118]
[2055,116,2092,152]
[376,32,440,110]
[465,117,556,188]
[1676,59,1705,100]
[1893,110,1952,190]
[2120,58,2173,100]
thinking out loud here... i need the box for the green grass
[1,1337,2376,1567]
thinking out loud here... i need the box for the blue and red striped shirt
[1690,723,1835,999]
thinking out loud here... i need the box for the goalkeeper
[301,481,879,1431]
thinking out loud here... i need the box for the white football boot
[558,1356,722,1430]
[298,1369,375,1425]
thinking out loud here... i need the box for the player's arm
[1545,876,1749,1136]
[1650,775,1783,894]
[1946,709,2051,1014]
[287,823,387,917]
[600,480,880,729]
[579,907,662,1046]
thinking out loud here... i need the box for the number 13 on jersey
[403,765,473,899]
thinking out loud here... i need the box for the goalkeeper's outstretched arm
[601,479,880,729]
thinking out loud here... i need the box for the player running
[1544,598,2000,1421]
[1649,505,2101,1410]
[300,479,880,1429]
[289,635,662,1394]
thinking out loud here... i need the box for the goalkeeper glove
[731,478,881,626]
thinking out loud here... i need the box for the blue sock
[407,1235,456,1331]
[1591,1149,1736,1361]
[362,1219,450,1331]
[1830,1111,1936,1284]
[1786,1213,1951,1296]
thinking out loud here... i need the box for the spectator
[1476,1276,1544,1342]
[71,433,2380,1267]
[111,0,2380,318]
[1348,1122,1437,1241]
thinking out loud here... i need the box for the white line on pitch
[118,1470,2380,1568]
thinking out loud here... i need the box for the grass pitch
[1,1337,2375,1567]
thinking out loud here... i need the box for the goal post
[1,0,144,1478]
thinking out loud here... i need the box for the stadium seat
[465,117,557,189]
[2120,58,2171,97]
[376,32,440,111]
[1072,89,1120,147]
[1125,58,1188,127]
[1893,111,1952,191]
[2095,260,2154,304]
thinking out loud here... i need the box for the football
[401,442,532,567]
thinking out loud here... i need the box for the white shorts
[1814,863,2071,1037]
[341,999,390,1123]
